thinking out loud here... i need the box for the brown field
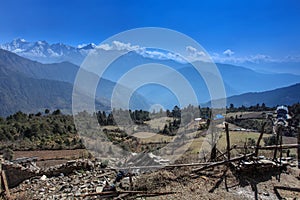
[133,131,173,143]
[226,111,265,119]
[13,149,89,168]
[144,117,173,129]
[13,149,89,160]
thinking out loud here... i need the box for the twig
[274,186,300,199]
[235,144,300,150]
[76,190,176,198]
[274,186,300,192]
[208,168,228,193]
[192,153,255,173]
[110,162,210,170]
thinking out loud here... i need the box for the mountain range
[1,38,300,92]
[0,38,93,65]
[224,83,300,107]
[0,49,148,116]
[0,39,300,116]
[97,52,300,107]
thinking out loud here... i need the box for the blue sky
[1,0,300,70]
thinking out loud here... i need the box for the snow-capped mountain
[1,38,185,65]
[0,38,95,65]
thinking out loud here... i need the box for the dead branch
[274,186,300,192]
[192,153,255,173]
[76,190,176,198]
[274,185,300,200]
[208,168,228,193]
[236,144,300,150]
[110,162,210,170]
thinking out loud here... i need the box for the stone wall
[2,159,94,188]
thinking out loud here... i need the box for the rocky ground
[143,168,300,200]
[9,162,300,200]
[11,167,116,200]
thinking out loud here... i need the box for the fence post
[255,122,266,157]
[225,123,230,160]
[273,126,281,161]
[0,155,2,193]
[297,126,300,169]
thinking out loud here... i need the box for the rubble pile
[11,166,115,199]
[2,152,173,199]
[2,160,39,188]
[235,156,298,173]
[6,155,300,200]
[42,159,94,177]
[127,153,169,166]
[3,159,95,188]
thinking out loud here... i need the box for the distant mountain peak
[36,40,48,45]
[14,38,26,43]
[78,43,96,50]
[0,39,96,65]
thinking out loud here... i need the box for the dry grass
[225,111,264,118]
[217,131,264,150]
[144,117,173,130]
[134,132,173,143]
[13,149,89,160]
[161,128,298,160]
[134,170,178,191]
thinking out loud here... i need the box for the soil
[8,160,300,200]
[139,167,300,200]
[9,151,300,199]
[13,149,89,168]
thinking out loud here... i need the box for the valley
[1,1,300,199]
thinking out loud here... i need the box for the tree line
[0,109,84,152]
[1,103,298,154]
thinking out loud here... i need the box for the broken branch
[192,153,255,173]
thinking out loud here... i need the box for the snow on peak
[77,43,96,49]
[0,39,184,65]
[13,38,26,43]
[36,40,48,45]
[0,38,91,65]
[14,38,26,43]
